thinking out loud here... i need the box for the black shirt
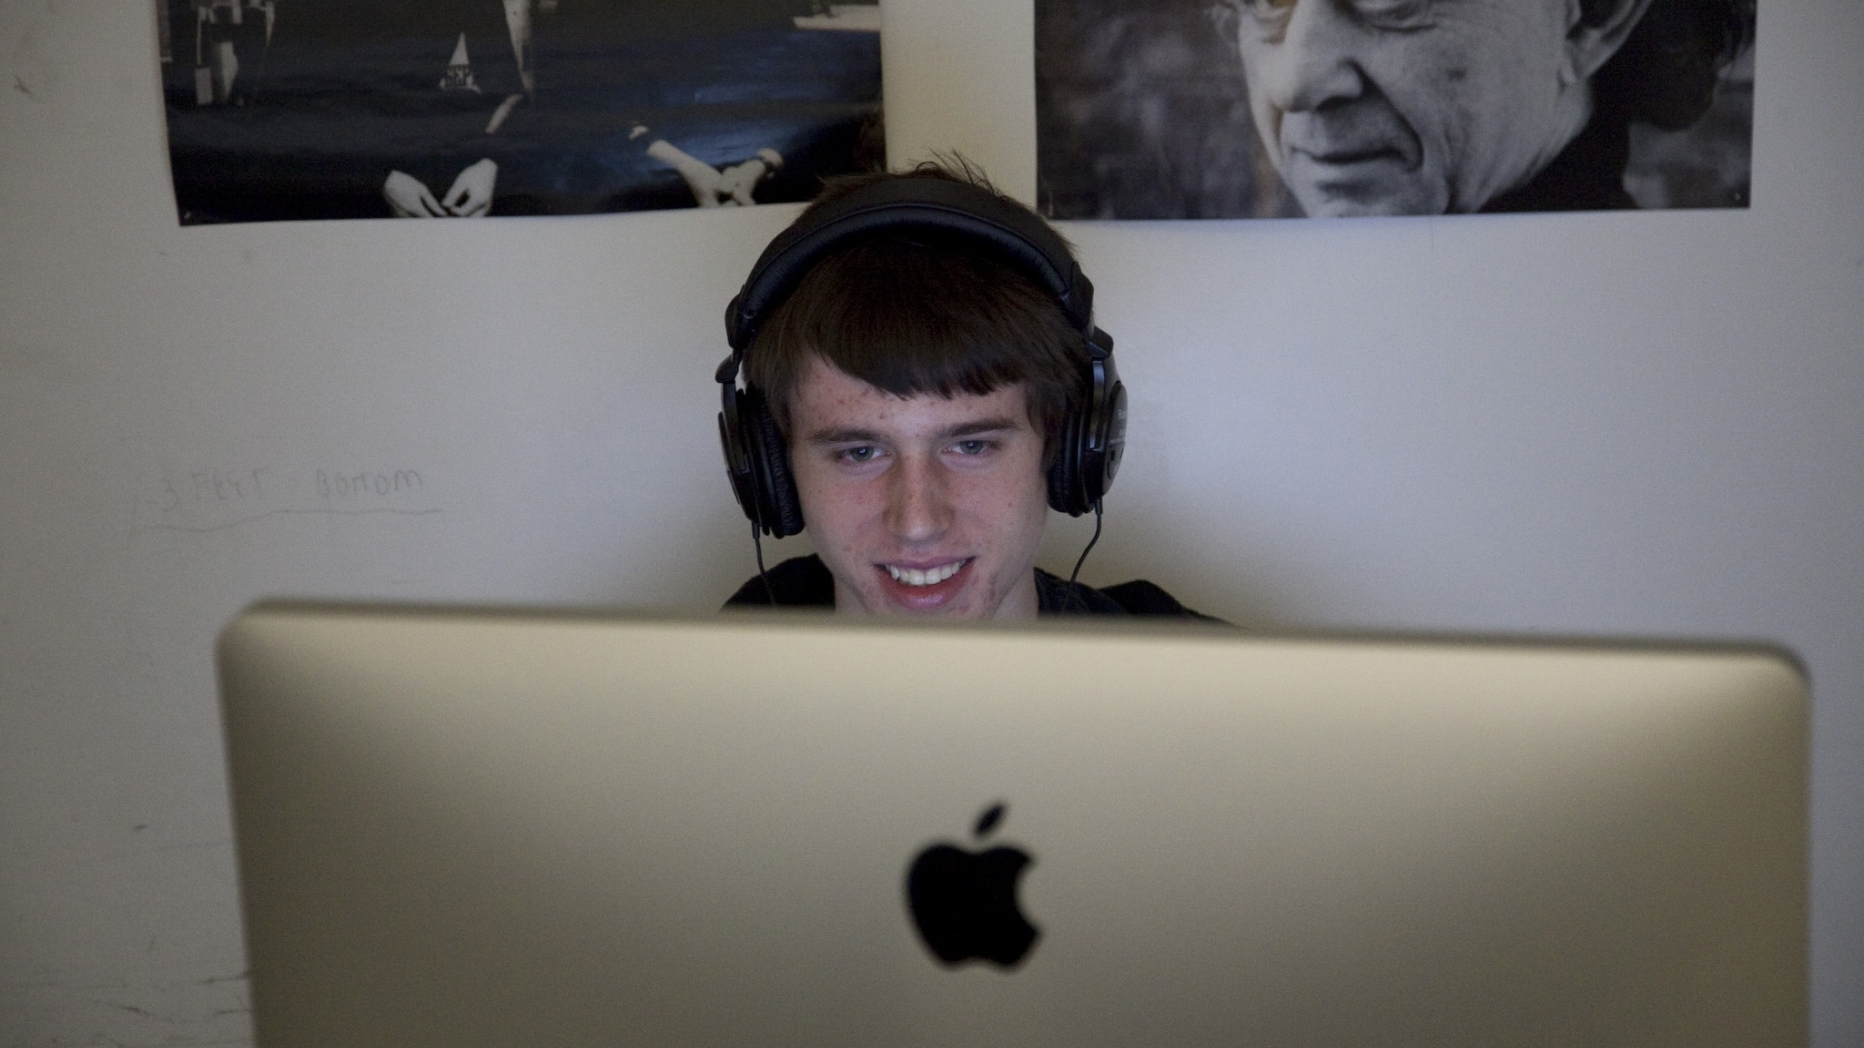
[1482,107,1637,213]
[724,554,1223,621]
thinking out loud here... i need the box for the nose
[883,452,953,544]
[1251,0,1367,114]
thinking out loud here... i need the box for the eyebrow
[803,416,1025,447]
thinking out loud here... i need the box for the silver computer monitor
[217,603,1807,1048]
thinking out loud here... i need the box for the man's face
[786,355,1049,619]
[1232,0,1580,215]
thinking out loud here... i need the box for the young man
[716,163,1212,620]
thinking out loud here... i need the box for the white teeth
[886,561,963,586]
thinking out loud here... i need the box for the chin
[879,587,995,619]
[1293,186,1445,218]
[1283,164,1446,217]
[862,599,993,621]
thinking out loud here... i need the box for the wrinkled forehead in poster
[1035,0,1756,219]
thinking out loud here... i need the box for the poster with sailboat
[155,0,882,224]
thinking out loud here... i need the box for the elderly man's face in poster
[1230,0,1634,215]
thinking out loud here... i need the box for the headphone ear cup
[1047,398,1087,516]
[748,393,806,538]
[1092,377,1127,504]
[719,381,805,539]
[1050,348,1129,516]
[719,384,762,527]
[1072,355,1124,511]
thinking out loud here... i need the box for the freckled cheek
[952,471,1038,518]
[793,469,880,540]
[841,483,893,536]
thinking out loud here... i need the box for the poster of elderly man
[1035,0,1755,219]
[156,0,882,224]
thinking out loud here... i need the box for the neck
[1510,81,1597,200]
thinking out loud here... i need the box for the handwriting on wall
[137,465,440,533]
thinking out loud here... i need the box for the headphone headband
[725,177,1096,355]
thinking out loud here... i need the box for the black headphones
[716,176,1126,539]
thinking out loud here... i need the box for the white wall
[2,0,1859,1045]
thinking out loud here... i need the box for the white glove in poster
[157,1,882,223]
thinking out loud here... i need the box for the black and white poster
[1036,0,1755,219]
[156,1,882,224]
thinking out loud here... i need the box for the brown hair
[742,160,1088,460]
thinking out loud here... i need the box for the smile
[885,560,968,587]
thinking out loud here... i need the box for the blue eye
[953,440,990,456]
[842,446,877,463]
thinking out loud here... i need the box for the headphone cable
[1069,500,1103,586]
[753,521,776,605]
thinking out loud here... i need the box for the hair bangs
[740,163,1089,456]
[803,238,1051,400]
[751,235,1083,445]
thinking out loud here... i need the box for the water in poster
[157,1,883,224]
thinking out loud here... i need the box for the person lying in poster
[1221,0,1755,215]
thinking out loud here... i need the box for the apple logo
[905,802,1040,969]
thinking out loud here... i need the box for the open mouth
[1299,144,1406,168]
[884,560,968,587]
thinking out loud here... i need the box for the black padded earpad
[1046,351,1125,516]
[717,388,760,526]
[718,380,804,539]
[747,390,805,538]
[1046,398,1085,516]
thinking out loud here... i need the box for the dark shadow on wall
[1036,0,1298,220]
